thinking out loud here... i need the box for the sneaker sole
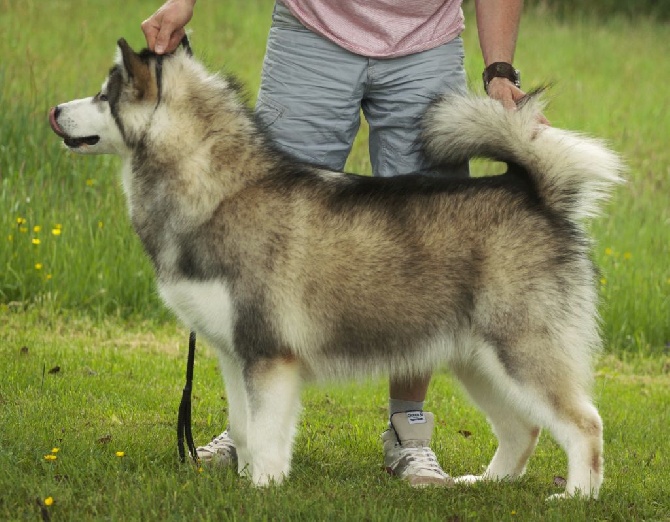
[385,467,456,488]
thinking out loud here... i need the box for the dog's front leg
[242,355,303,486]
[217,352,248,469]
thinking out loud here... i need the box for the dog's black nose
[54,105,61,118]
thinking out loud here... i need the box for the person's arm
[142,0,197,54]
[474,0,524,110]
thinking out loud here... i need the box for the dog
[49,38,623,498]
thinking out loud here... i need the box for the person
[142,0,531,487]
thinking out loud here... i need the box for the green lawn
[2,311,669,521]
[1,0,669,519]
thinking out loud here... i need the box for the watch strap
[482,62,521,91]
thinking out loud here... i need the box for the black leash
[177,330,199,464]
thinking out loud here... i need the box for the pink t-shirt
[279,0,465,58]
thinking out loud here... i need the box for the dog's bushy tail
[421,93,625,221]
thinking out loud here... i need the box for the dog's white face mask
[48,80,125,156]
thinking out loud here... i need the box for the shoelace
[200,432,236,456]
[398,446,446,475]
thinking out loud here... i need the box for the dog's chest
[158,279,235,350]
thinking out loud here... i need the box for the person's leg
[365,37,469,486]
[363,36,469,178]
[388,375,430,415]
[367,36,469,404]
[254,3,366,169]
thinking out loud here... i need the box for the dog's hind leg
[241,355,303,486]
[542,394,603,500]
[455,339,603,499]
[508,336,603,499]
[451,360,541,484]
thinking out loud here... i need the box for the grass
[2,310,669,521]
[0,0,669,519]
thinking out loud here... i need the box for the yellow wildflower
[51,448,59,453]
[86,179,95,186]
[32,238,41,245]
[7,234,12,242]
[116,451,125,458]
[623,252,632,260]
[604,247,613,256]
[16,217,27,225]
[46,274,53,280]
[44,497,54,506]
[44,454,57,461]
[98,221,104,229]
[600,277,607,286]
[33,225,41,233]
[19,227,28,233]
[35,263,43,270]
[52,228,62,236]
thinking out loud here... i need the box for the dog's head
[48,37,192,155]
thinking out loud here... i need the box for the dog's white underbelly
[158,278,463,380]
[159,279,235,352]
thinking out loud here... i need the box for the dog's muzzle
[48,106,100,148]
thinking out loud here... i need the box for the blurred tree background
[525,0,670,20]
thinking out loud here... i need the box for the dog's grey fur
[49,39,623,497]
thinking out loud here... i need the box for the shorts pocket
[271,3,309,31]
[254,94,285,128]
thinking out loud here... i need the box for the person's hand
[141,0,195,54]
[486,77,550,125]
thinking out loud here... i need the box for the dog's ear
[117,38,141,79]
[116,38,157,101]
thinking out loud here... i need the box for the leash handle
[177,331,198,464]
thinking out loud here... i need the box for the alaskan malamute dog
[49,39,623,498]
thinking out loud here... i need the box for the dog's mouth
[48,107,100,148]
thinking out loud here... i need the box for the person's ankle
[388,399,424,418]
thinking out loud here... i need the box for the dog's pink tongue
[48,107,67,138]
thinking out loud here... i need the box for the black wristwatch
[482,62,521,92]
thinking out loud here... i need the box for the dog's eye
[96,92,108,102]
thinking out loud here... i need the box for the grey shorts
[255,2,469,178]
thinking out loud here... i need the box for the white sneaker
[196,430,237,466]
[382,411,454,487]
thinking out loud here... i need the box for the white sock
[389,399,424,419]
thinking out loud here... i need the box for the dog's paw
[546,489,598,501]
[454,474,486,484]
[546,492,571,501]
[251,472,285,488]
